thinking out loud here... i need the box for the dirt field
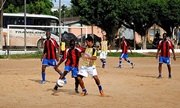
[0,57,180,108]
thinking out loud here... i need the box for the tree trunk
[141,36,147,49]
[0,0,3,50]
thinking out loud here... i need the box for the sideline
[1,49,180,55]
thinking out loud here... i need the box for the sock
[119,60,122,66]
[82,88,87,92]
[127,60,133,65]
[98,85,102,91]
[41,72,46,81]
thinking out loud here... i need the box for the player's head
[69,39,75,49]
[163,33,167,40]
[85,36,94,47]
[122,36,126,40]
[46,31,51,39]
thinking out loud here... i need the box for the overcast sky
[53,0,71,8]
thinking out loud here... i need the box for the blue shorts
[120,53,128,59]
[159,56,170,65]
[64,66,78,78]
[42,59,57,66]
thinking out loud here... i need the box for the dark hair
[85,36,93,42]
[69,39,75,46]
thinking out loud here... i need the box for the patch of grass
[107,52,148,57]
[0,51,155,59]
[0,51,42,59]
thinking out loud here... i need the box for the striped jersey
[121,40,129,54]
[62,47,84,67]
[158,40,173,57]
[43,38,59,59]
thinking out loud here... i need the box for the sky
[53,0,71,8]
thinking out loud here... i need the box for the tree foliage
[4,0,53,15]
[71,0,180,48]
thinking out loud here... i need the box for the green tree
[157,0,180,36]
[4,0,53,15]
[71,0,123,46]
[121,0,155,49]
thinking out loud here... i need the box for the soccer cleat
[81,91,88,96]
[116,65,121,68]
[40,80,46,84]
[53,84,58,91]
[131,63,134,68]
[81,89,88,96]
[102,64,105,68]
[168,74,172,79]
[75,88,79,93]
[157,75,162,79]
[99,90,104,96]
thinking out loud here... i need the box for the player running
[118,36,134,68]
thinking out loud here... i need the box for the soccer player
[40,31,62,84]
[99,36,108,68]
[77,36,104,96]
[156,33,176,78]
[118,36,134,68]
[54,39,84,93]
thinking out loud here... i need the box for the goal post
[7,25,88,46]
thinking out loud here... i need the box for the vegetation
[0,51,153,59]
[2,0,180,49]
[71,0,180,48]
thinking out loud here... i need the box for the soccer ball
[56,79,64,87]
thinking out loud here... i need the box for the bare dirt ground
[0,57,180,108]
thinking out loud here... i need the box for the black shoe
[102,64,105,68]
[54,84,58,91]
[131,63,134,68]
[75,88,79,93]
[157,75,162,79]
[169,74,172,79]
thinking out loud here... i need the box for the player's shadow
[28,79,51,84]
[48,88,78,96]
[136,75,157,79]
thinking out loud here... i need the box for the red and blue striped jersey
[43,38,59,59]
[121,40,129,54]
[62,47,84,67]
[158,40,173,57]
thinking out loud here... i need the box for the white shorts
[100,51,107,59]
[78,66,97,77]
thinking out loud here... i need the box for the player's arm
[57,49,67,66]
[170,41,176,61]
[156,48,160,59]
[171,48,176,61]
[41,41,47,61]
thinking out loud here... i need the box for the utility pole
[0,0,3,50]
[59,0,62,43]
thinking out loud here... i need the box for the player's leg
[101,59,106,68]
[124,58,134,68]
[74,77,79,93]
[78,67,88,95]
[118,57,122,68]
[41,65,47,84]
[54,66,63,76]
[93,75,104,96]
[89,66,104,96]
[158,63,163,78]
[77,75,87,96]
[167,64,171,78]
[41,58,49,84]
